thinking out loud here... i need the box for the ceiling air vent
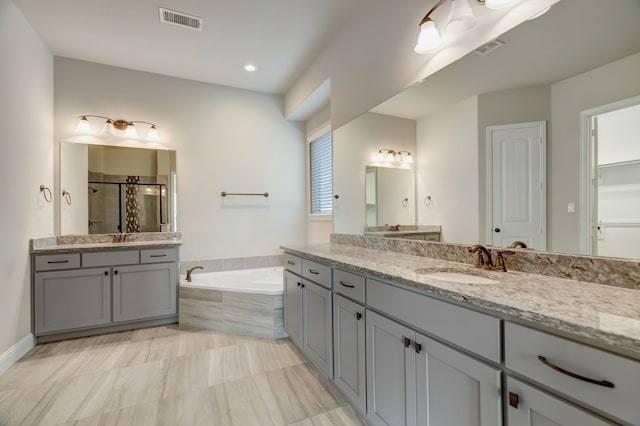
[159,8,202,31]
[473,39,505,56]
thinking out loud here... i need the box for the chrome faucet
[185,266,204,282]
[468,245,493,269]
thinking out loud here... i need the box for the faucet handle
[495,250,515,272]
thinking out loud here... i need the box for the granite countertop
[31,239,182,254]
[30,233,182,254]
[364,230,441,237]
[282,243,640,360]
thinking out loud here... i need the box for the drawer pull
[287,260,296,265]
[47,260,69,264]
[537,356,615,388]
[403,337,412,348]
[150,254,167,258]
[339,280,355,288]
[308,269,320,275]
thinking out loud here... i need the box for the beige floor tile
[208,376,275,426]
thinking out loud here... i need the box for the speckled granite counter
[281,242,640,360]
[30,233,181,254]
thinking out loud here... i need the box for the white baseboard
[0,334,35,376]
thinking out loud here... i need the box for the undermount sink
[415,268,500,285]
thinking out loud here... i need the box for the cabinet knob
[494,228,501,233]
[114,270,118,275]
[356,312,362,320]
[509,392,519,409]
[104,271,108,276]
[403,337,411,348]
[297,282,301,287]
[414,342,422,354]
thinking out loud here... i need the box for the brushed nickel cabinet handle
[538,356,615,388]
[339,281,355,288]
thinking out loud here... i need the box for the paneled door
[487,121,546,250]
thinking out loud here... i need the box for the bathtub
[178,266,286,339]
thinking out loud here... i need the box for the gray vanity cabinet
[112,262,177,322]
[303,279,333,377]
[506,377,613,426]
[333,293,366,414]
[415,334,501,426]
[34,268,111,334]
[366,310,417,426]
[283,269,303,346]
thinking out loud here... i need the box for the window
[309,131,332,215]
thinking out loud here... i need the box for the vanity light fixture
[376,149,414,164]
[414,0,519,54]
[75,115,160,141]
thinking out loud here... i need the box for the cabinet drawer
[333,269,365,304]
[83,250,139,267]
[141,247,178,263]
[505,322,640,425]
[302,259,331,289]
[284,253,302,275]
[34,253,80,271]
[367,278,501,363]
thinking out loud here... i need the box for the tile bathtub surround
[180,255,283,275]
[0,325,362,425]
[179,287,286,340]
[283,242,640,360]
[331,233,640,291]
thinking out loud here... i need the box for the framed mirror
[333,0,640,259]
[60,142,177,235]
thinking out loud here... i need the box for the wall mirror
[365,166,416,227]
[60,142,177,235]
[333,0,640,259]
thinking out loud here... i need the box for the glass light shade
[102,119,115,135]
[484,0,517,10]
[404,153,414,164]
[124,123,138,139]
[146,125,160,141]
[445,0,477,34]
[386,152,396,162]
[75,116,92,133]
[414,20,442,54]
[375,150,385,161]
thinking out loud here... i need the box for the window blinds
[310,132,332,214]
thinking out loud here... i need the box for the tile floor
[0,326,364,426]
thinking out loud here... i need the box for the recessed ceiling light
[243,64,257,72]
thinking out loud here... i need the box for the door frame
[485,121,547,249]
[579,95,640,255]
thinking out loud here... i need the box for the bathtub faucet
[185,266,204,282]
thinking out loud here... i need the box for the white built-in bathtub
[179,267,286,339]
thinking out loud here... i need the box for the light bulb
[404,153,414,164]
[414,19,442,54]
[445,0,476,34]
[484,0,518,10]
[387,151,396,162]
[146,125,160,141]
[124,123,138,139]
[376,150,385,161]
[76,116,92,133]
[102,119,115,135]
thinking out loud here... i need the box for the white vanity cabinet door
[333,293,366,414]
[415,333,502,426]
[284,270,303,347]
[112,263,177,322]
[507,377,614,426]
[303,280,333,377]
[366,310,417,426]
[34,268,111,334]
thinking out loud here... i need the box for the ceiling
[372,0,640,120]
[14,0,366,94]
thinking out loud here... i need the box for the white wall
[416,96,479,244]
[550,52,640,254]
[285,0,559,129]
[333,112,416,234]
[54,58,307,261]
[60,142,88,235]
[376,168,415,226]
[0,0,53,357]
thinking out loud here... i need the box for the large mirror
[333,0,640,259]
[365,166,416,227]
[60,142,177,235]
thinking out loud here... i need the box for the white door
[487,122,546,250]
